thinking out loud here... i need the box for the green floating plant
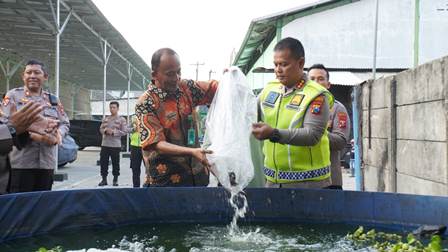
[36,246,63,252]
[347,226,443,252]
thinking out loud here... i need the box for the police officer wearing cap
[1,59,69,193]
[252,37,334,189]
[308,64,350,190]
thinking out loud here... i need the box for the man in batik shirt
[135,48,218,186]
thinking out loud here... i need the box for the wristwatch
[269,128,281,143]
[7,125,16,138]
[7,125,20,147]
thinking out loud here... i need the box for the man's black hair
[274,37,305,60]
[151,48,178,72]
[308,63,330,80]
[25,59,48,75]
[110,101,119,108]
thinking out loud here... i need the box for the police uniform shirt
[99,115,128,148]
[1,87,70,170]
[327,100,350,187]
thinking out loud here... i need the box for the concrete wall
[359,56,448,196]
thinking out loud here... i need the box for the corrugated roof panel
[0,0,150,91]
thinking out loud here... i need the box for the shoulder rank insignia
[263,91,280,107]
[338,112,348,128]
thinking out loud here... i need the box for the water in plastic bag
[203,66,257,193]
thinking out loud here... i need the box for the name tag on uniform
[263,91,280,108]
[286,94,304,110]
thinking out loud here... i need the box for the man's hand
[191,148,213,173]
[55,129,62,145]
[252,122,274,140]
[30,132,59,145]
[8,101,42,134]
[104,128,113,135]
[28,116,59,135]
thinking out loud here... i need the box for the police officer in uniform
[1,59,69,193]
[252,37,334,189]
[308,64,350,190]
[98,101,128,187]
[0,101,44,194]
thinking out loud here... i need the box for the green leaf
[353,226,364,237]
[367,229,376,239]
[426,235,442,252]
[407,233,416,245]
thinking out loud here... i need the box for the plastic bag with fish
[203,66,257,193]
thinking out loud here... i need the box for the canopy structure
[0,0,152,155]
[232,0,355,74]
[0,0,151,92]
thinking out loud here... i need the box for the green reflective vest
[130,131,140,147]
[259,80,334,184]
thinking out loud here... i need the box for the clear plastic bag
[203,67,257,193]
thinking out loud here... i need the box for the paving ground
[53,147,145,190]
[53,148,356,191]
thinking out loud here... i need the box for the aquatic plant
[347,226,443,252]
[36,246,63,252]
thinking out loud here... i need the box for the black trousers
[100,146,121,177]
[0,155,10,194]
[9,169,54,193]
[130,145,143,187]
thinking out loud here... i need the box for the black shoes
[98,177,107,186]
[98,176,119,186]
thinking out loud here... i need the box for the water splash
[227,191,249,236]
[201,67,257,238]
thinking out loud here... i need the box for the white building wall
[281,0,448,69]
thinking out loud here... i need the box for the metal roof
[233,0,359,74]
[0,0,150,91]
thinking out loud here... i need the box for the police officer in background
[308,64,350,190]
[1,59,69,193]
[252,37,334,189]
[98,101,128,187]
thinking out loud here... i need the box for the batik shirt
[135,79,218,186]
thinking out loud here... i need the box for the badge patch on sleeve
[263,91,280,107]
[310,96,324,115]
[338,112,348,128]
